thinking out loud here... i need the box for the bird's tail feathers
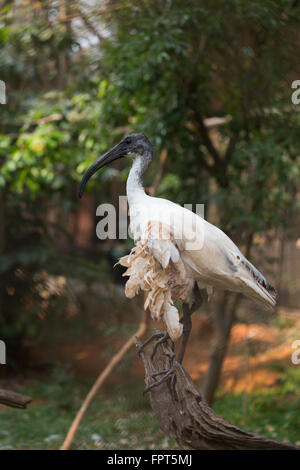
[240,257,278,309]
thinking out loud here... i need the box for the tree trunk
[202,292,241,405]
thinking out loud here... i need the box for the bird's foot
[138,329,173,359]
[138,329,177,399]
[143,367,177,399]
[150,331,174,360]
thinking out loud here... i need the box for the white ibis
[79,133,277,366]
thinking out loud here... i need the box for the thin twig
[75,7,105,43]
[60,312,148,450]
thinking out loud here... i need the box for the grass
[214,367,300,446]
[0,366,300,449]
[0,368,177,450]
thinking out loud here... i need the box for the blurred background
[0,0,300,450]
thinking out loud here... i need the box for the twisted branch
[136,330,298,450]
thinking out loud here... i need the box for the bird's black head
[121,132,153,158]
[78,133,153,198]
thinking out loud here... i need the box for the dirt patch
[25,307,300,393]
[187,307,299,393]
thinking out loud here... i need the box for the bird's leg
[142,286,202,397]
[191,282,203,313]
[176,303,192,364]
[177,284,203,364]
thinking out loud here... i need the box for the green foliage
[2,0,299,222]
[0,368,299,449]
[99,0,300,237]
[0,0,300,358]
[214,367,300,445]
[0,376,174,450]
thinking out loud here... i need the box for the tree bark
[136,331,297,450]
[0,389,32,409]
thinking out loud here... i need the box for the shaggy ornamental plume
[118,221,196,341]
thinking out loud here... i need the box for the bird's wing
[129,193,277,310]
[184,220,278,309]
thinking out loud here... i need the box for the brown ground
[187,306,300,393]
[27,306,300,394]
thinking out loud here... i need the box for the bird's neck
[126,153,152,204]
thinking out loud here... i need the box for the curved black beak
[78,142,126,198]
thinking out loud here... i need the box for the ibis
[78,133,278,367]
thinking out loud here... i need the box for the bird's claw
[137,330,172,357]
[150,331,172,360]
[138,329,177,399]
[143,367,177,400]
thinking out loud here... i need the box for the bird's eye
[125,137,132,145]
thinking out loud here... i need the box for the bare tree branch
[197,114,224,167]
[0,389,32,409]
[75,8,105,43]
